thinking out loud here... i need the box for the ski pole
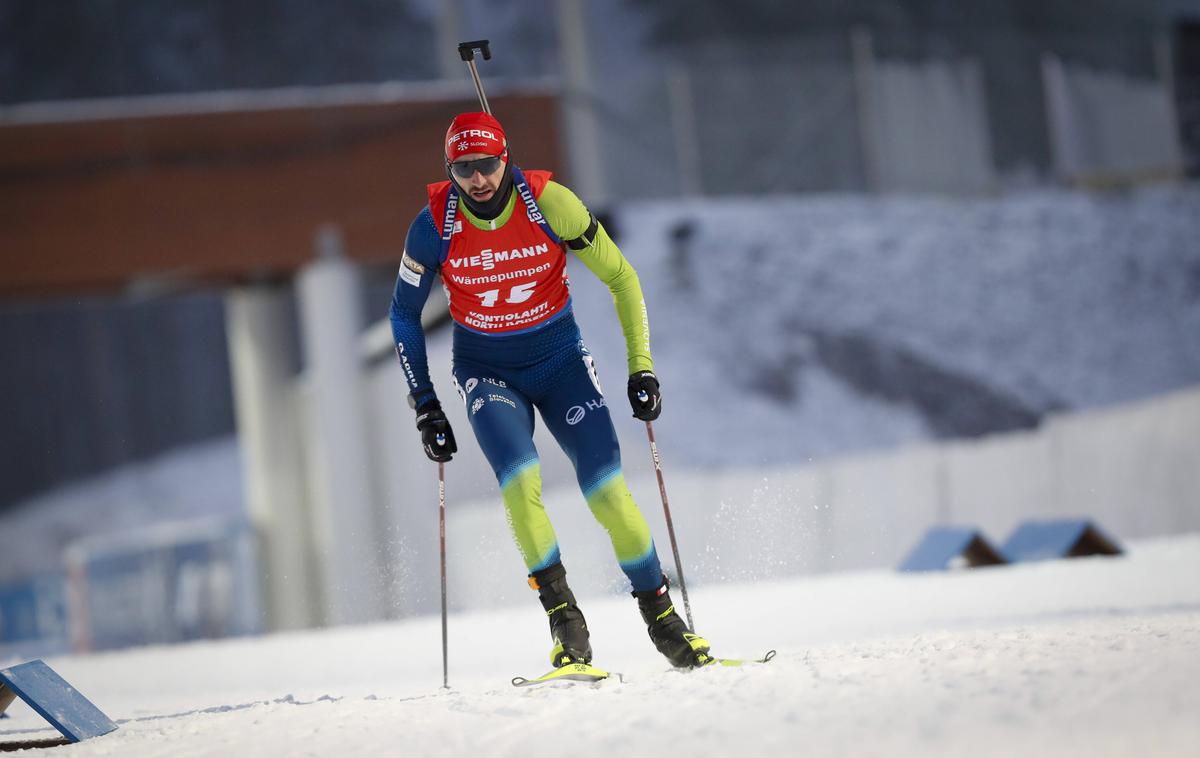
[438,460,449,689]
[457,40,493,115]
[643,420,695,632]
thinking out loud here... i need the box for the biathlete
[388,111,710,668]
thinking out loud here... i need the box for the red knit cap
[445,112,508,162]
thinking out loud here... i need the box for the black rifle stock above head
[458,40,491,62]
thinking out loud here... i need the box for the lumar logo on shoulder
[517,181,545,225]
[442,193,459,241]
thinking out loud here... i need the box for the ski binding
[511,662,612,688]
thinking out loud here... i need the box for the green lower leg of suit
[500,460,562,571]
[502,460,660,587]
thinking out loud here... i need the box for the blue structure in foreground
[898,526,1008,572]
[1001,519,1124,563]
[0,660,118,743]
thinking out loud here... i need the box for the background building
[1,0,1198,655]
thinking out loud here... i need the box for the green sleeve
[538,180,654,374]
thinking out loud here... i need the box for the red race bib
[428,170,570,334]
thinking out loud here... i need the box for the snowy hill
[576,184,1200,467]
[2,535,1198,756]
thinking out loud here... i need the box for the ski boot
[530,562,592,667]
[633,576,711,668]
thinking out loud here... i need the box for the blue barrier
[66,518,262,651]
[898,526,1007,572]
[0,659,117,743]
[0,575,69,660]
[1001,519,1123,563]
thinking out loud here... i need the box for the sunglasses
[448,155,504,179]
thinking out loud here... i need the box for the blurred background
[1,0,1198,659]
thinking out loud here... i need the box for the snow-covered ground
[3,535,1198,757]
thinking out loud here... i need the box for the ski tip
[699,649,778,668]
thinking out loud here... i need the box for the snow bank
[2,535,1197,757]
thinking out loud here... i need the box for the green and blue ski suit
[389,166,664,592]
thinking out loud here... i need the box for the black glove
[415,400,457,462]
[627,371,662,421]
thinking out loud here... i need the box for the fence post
[850,27,881,193]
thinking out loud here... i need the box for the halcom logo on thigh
[565,406,586,425]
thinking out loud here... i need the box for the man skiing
[389,111,710,669]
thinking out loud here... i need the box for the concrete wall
[1043,54,1184,183]
[866,57,995,194]
[389,384,1200,612]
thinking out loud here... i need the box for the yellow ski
[697,649,777,668]
[511,662,611,687]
